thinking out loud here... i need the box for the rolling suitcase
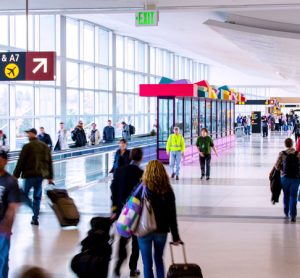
[47,189,80,227]
[167,242,203,278]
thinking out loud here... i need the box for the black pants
[200,154,211,177]
[295,133,300,143]
[263,127,268,137]
[115,235,139,272]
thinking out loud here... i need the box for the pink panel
[139,84,198,97]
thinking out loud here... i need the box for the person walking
[196,128,218,180]
[71,121,87,147]
[0,130,9,152]
[13,128,54,226]
[166,127,185,180]
[110,139,131,175]
[55,122,68,151]
[0,150,21,278]
[137,160,182,278]
[292,120,300,143]
[37,127,53,150]
[121,121,131,141]
[103,120,115,143]
[262,117,268,137]
[274,138,300,222]
[111,148,144,277]
[246,115,251,135]
[88,123,100,146]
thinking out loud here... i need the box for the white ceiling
[3,0,300,95]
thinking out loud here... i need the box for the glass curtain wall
[0,14,209,150]
[0,15,61,150]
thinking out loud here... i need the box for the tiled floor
[8,132,300,278]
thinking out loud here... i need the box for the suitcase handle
[169,242,188,265]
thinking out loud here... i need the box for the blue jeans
[137,233,168,278]
[170,151,182,176]
[246,126,251,135]
[281,176,300,218]
[0,234,10,278]
[23,177,43,221]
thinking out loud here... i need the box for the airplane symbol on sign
[32,58,47,74]
[6,66,16,76]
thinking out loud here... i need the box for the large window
[0,14,210,150]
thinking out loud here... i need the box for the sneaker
[291,217,296,223]
[130,269,141,277]
[200,175,204,180]
[206,176,210,180]
[176,176,179,180]
[31,219,39,226]
[171,173,175,178]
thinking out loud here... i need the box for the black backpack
[129,124,135,135]
[282,151,300,178]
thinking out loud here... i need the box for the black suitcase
[167,242,203,278]
[47,189,80,227]
[71,217,113,278]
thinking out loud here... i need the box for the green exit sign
[135,10,158,26]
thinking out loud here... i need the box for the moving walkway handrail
[8,135,156,162]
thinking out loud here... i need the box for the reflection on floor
[9,132,300,278]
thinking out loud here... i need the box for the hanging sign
[0,51,56,81]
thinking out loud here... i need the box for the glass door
[157,97,174,162]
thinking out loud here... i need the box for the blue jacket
[103,126,115,142]
[110,149,131,174]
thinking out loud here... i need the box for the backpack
[282,151,300,178]
[129,124,135,135]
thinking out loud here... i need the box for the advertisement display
[251,111,261,133]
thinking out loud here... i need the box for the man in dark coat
[13,128,54,226]
[111,148,144,277]
[71,121,87,147]
[37,127,53,150]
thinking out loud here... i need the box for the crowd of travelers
[2,111,300,277]
[0,120,138,154]
[236,111,300,138]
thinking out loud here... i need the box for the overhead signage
[0,51,56,81]
[135,10,158,26]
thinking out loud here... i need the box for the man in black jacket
[71,121,87,147]
[13,128,54,226]
[37,127,53,150]
[111,148,143,278]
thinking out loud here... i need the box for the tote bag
[134,188,157,237]
[116,183,143,238]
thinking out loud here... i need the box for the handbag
[134,187,157,237]
[116,183,143,238]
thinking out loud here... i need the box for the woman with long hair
[137,160,182,278]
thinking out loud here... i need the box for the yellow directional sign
[4,63,20,79]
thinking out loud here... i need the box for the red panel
[25,52,56,81]
[194,80,210,88]
[139,84,197,97]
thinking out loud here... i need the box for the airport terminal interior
[1,1,300,278]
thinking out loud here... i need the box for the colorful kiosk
[140,78,236,163]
